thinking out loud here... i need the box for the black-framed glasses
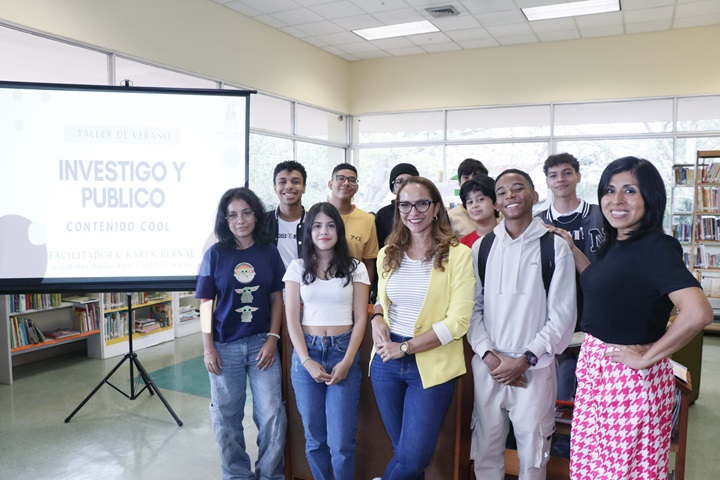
[334,174,358,185]
[397,200,433,214]
[226,210,255,222]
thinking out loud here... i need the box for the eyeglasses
[397,200,434,214]
[392,178,409,187]
[334,174,359,185]
[226,210,255,222]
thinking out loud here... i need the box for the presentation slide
[0,81,251,293]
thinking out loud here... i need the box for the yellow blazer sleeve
[438,244,475,339]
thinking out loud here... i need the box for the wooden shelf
[8,302,73,317]
[105,325,174,346]
[703,322,720,333]
[103,297,170,313]
[11,330,100,354]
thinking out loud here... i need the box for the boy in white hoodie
[468,169,576,480]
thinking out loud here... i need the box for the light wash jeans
[291,329,361,480]
[370,333,456,480]
[209,334,286,480]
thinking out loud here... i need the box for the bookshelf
[0,291,178,384]
[0,294,102,384]
[671,151,720,333]
[102,292,175,359]
[172,291,201,338]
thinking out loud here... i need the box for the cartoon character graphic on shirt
[235,285,259,303]
[235,305,259,322]
[234,262,256,284]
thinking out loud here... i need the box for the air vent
[425,5,460,18]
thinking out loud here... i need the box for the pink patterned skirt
[570,333,674,480]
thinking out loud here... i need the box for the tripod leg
[130,356,183,426]
[65,354,130,423]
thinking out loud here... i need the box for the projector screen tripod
[65,293,183,426]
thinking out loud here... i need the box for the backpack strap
[477,230,555,297]
[476,231,496,291]
[540,230,555,296]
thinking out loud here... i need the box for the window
[352,111,445,144]
[554,99,673,136]
[296,104,346,143]
[250,93,292,134]
[447,105,551,140]
[115,57,218,88]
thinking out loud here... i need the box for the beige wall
[2,1,719,116]
[349,25,720,114]
[0,0,351,113]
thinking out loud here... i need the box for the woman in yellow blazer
[370,176,476,480]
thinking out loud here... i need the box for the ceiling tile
[535,30,582,42]
[337,41,384,54]
[293,0,336,6]
[430,15,483,32]
[463,0,517,15]
[676,0,720,17]
[624,6,674,24]
[293,20,345,36]
[574,11,623,29]
[309,1,366,19]
[495,34,540,46]
[332,14,384,30]
[242,0,302,15]
[580,25,625,38]
[315,31,365,45]
[351,0,411,14]
[528,17,578,33]
[445,27,493,42]
[674,12,720,28]
[626,20,673,34]
[222,1,262,17]
[476,10,528,27]
[372,8,427,24]
[254,15,288,28]
[407,32,453,45]
[269,8,325,25]
[422,42,463,53]
[278,25,311,38]
[621,0,675,9]
[299,35,330,47]
[322,45,348,55]
[352,50,393,60]
[370,37,417,49]
[456,38,501,49]
[485,23,534,37]
[386,46,428,56]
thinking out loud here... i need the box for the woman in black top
[567,157,712,480]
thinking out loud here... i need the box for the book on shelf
[134,318,161,333]
[11,317,47,348]
[670,359,690,384]
[43,327,81,339]
[9,293,63,313]
[673,166,695,186]
[63,295,98,304]
[700,162,720,184]
[150,302,171,327]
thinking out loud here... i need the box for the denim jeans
[209,334,287,480]
[370,334,456,480]
[291,329,361,480]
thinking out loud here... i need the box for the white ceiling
[213,0,720,61]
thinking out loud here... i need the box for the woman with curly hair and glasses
[369,176,476,480]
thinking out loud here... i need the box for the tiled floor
[0,333,718,479]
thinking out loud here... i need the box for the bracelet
[204,349,216,356]
[301,357,311,366]
[371,312,384,320]
[267,332,281,340]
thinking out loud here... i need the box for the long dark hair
[383,176,458,274]
[596,156,665,257]
[300,202,357,286]
[214,187,271,249]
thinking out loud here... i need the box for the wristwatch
[400,341,411,356]
[524,350,538,367]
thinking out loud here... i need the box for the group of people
[195,154,713,480]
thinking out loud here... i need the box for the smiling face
[465,190,496,223]
[328,168,358,202]
[600,170,646,240]
[274,169,305,208]
[226,198,256,245]
[397,183,438,236]
[495,173,537,221]
[392,173,414,195]
[546,163,581,200]
[311,212,338,252]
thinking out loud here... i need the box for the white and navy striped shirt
[386,254,433,337]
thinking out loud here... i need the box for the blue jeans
[209,334,287,480]
[291,329,361,480]
[370,334,456,480]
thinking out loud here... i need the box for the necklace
[553,211,581,225]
